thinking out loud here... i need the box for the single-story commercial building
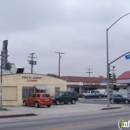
[60,76,124,94]
[0,73,67,106]
[117,71,130,97]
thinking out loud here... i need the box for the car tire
[64,102,68,104]
[47,105,51,107]
[23,101,27,106]
[71,99,76,104]
[34,102,39,108]
[99,96,101,99]
[55,100,60,105]
[125,100,129,104]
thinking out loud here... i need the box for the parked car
[23,93,52,108]
[52,91,78,105]
[82,90,105,99]
[109,94,130,104]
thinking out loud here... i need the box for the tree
[5,62,15,71]
[99,75,104,78]
[47,73,59,78]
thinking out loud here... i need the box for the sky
[0,0,130,77]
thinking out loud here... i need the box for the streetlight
[106,13,130,107]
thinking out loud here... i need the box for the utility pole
[0,40,8,110]
[111,66,116,104]
[0,51,3,110]
[28,53,37,73]
[86,68,92,77]
[55,52,65,77]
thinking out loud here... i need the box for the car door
[89,91,95,98]
[94,91,100,98]
[26,95,33,106]
[114,95,122,102]
[30,94,36,106]
[113,95,118,102]
[60,92,69,102]
[117,95,124,102]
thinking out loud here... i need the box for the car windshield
[55,92,63,96]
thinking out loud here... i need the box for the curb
[101,107,121,110]
[0,113,37,118]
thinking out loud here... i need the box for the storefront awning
[35,85,49,90]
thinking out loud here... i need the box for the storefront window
[55,87,60,94]
[22,87,34,99]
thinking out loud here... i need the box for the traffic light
[109,73,112,80]
[113,85,119,91]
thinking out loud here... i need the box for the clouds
[0,0,130,77]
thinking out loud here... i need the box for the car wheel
[125,100,129,104]
[55,100,60,105]
[23,101,27,106]
[47,105,51,107]
[64,102,68,104]
[71,99,76,104]
[34,102,39,108]
[99,96,101,99]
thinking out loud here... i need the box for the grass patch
[0,108,9,111]
[78,94,83,98]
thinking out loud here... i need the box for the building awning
[35,85,49,90]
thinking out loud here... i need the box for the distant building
[60,76,123,94]
[117,71,130,97]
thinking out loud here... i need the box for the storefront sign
[22,76,42,82]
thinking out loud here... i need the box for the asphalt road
[0,109,130,130]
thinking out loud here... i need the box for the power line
[28,53,37,74]
[55,52,65,77]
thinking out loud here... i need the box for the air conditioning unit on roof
[11,66,24,74]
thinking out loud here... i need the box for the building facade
[0,73,67,106]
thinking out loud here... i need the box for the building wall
[0,74,67,106]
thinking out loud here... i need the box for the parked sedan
[110,94,130,104]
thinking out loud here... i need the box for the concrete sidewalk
[0,102,123,118]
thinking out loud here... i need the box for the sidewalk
[0,103,124,118]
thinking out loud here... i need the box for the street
[0,98,129,130]
[78,97,130,106]
[0,108,130,130]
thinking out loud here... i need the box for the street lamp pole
[106,29,110,107]
[106,13,130,107]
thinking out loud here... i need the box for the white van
[97,89,107,96]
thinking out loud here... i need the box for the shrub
[78,94,83,98]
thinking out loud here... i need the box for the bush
[78,94,83,98]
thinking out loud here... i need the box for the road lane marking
[46,117,130,130]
